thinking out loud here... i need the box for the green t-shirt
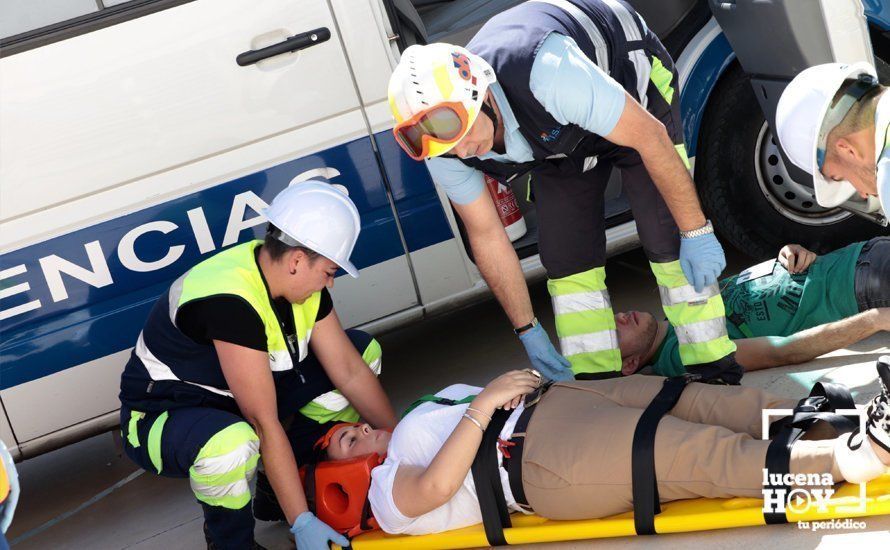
[651,241,865,377]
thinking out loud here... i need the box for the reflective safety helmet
[388,43,497,160]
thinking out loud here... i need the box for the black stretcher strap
[631,376,691,535]
[763,382,858,524]
[504,405,536,508]
[471,408,513,546]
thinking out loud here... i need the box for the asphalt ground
[6,245,890,549]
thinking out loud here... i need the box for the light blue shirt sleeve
[424,156,486,205]
[529,33,627,137]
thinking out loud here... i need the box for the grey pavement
[7,247,890,549]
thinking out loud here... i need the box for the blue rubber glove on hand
[679,231,726,292]
[518,323,574,382]
[290,511,349,550]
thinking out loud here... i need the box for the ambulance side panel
[0,0,420,456]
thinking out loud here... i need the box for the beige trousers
[520,377,838,520]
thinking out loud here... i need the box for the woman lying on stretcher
[318,363,890,536]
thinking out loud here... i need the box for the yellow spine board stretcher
[335,474,890,549]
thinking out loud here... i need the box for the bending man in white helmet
[117,182,397,550]
[777,61,890,220]
[387,0,741,384]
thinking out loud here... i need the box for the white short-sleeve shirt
[368,384,527,535]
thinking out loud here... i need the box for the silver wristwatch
[679,220,714,239]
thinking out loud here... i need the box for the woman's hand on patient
[477,370,541,411]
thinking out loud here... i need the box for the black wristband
[513,317,538,335]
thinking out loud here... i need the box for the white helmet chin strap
[865,193,883,212]
[267,225,305,249]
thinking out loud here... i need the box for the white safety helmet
[776,61,878,207]
[388,43,497,159]
[263,181,361,278]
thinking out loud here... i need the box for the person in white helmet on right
[776,61,890,220]
[117,182,397,550]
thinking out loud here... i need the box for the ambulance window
[1,0,99,39]
[1,0,194,57]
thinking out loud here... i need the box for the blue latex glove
[518,323,574,381]
[290,511,349,550]
[679,231,726,292]
[0,440,18,534]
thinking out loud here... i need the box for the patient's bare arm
[735,308,890,371]
[391,371,539,518]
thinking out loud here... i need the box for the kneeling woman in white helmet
[317,363,890,537]
[117,182,397,550]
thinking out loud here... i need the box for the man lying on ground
[318,364,890,536]
[615,237,890,376]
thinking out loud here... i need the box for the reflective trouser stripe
[147,411,168,474]
[126,410,168,474]
[548,267,621,374]
[299,338,383,424]
[650,261,736,365]
[127,411,144,449]
[190,422,260,510]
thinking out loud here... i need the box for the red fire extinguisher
[484,174,527,242]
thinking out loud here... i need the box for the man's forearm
[255,421,308,525]
[469,224,535,329]
[774,309,884,365]
[639,131,706,232]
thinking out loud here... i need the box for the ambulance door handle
[236,27,331,67]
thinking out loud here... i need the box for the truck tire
[695,62,886,260]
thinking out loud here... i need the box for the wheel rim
[754,122,851,226]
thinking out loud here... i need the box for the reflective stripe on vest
[135,331,234,398]
[601,0,650,108]
[532,0,654,108]
[531,0,609,72]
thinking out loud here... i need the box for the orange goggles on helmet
[393,102,469,160]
